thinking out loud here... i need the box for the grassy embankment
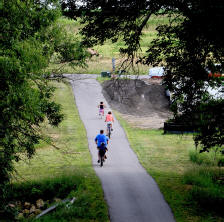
[10,82,109,221]
[114,111,224,222]
[49,15,170,74]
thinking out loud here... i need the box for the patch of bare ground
[102,78,172,129]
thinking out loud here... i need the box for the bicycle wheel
[108,126,111,139]
[100,155,103,167]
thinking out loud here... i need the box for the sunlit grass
[49,56,151,75]
[49,15,172,74]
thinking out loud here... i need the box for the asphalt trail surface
[69,74,175,222]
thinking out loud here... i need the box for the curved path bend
[68,74,175,222]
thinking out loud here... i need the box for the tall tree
[62,0,224,152]
[0,0,87,205]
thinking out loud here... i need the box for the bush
[189,149,224,166]
[218,158,224,167]
[189,150,214,165]
[0,175,78,220]
[191,186,224,214]
[2,175,108,221]
[6,175,79,203]
[34,177,108,222]
[183,167,224,215]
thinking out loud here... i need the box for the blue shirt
[95,134,108,147]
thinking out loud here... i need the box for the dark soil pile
[102,79,170,118]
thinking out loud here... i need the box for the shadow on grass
[3,174,108,222]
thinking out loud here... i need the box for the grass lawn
[115,111,224,222]
[10,82,109,221]
[48,14,171,75]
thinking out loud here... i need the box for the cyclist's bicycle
[98,143,107,167]
[107,123,112,139]
[99,109,104,119]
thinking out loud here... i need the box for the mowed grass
[11,82,109,221]
[114,111,224,222]
[49,14,171,75]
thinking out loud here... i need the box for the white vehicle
[205,84,224,99]
[148,67,165,78]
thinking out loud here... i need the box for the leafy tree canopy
[62,0,224,152]
[0,0,88,204]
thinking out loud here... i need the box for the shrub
[7,175,79,203]
[191,185,224,214]
[183,166,224,215]
[3,175,108,221]
[218,159,224,167]
[189,149,224,166]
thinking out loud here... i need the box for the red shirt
[105,114,114,122]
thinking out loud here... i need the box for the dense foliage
[62,0,224,152]
[0,0,87,206]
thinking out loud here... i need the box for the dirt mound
[102,79,172,129]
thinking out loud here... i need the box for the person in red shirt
[105,111,114,135]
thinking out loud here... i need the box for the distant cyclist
[98,101,106,116]
[105,111,114,133]
[95,130,109,163]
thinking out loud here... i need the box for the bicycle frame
[99,109,104,118]
[107,123,112,138]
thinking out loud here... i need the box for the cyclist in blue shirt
[95,130,109,163]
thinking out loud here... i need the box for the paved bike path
[69,75,175,222]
